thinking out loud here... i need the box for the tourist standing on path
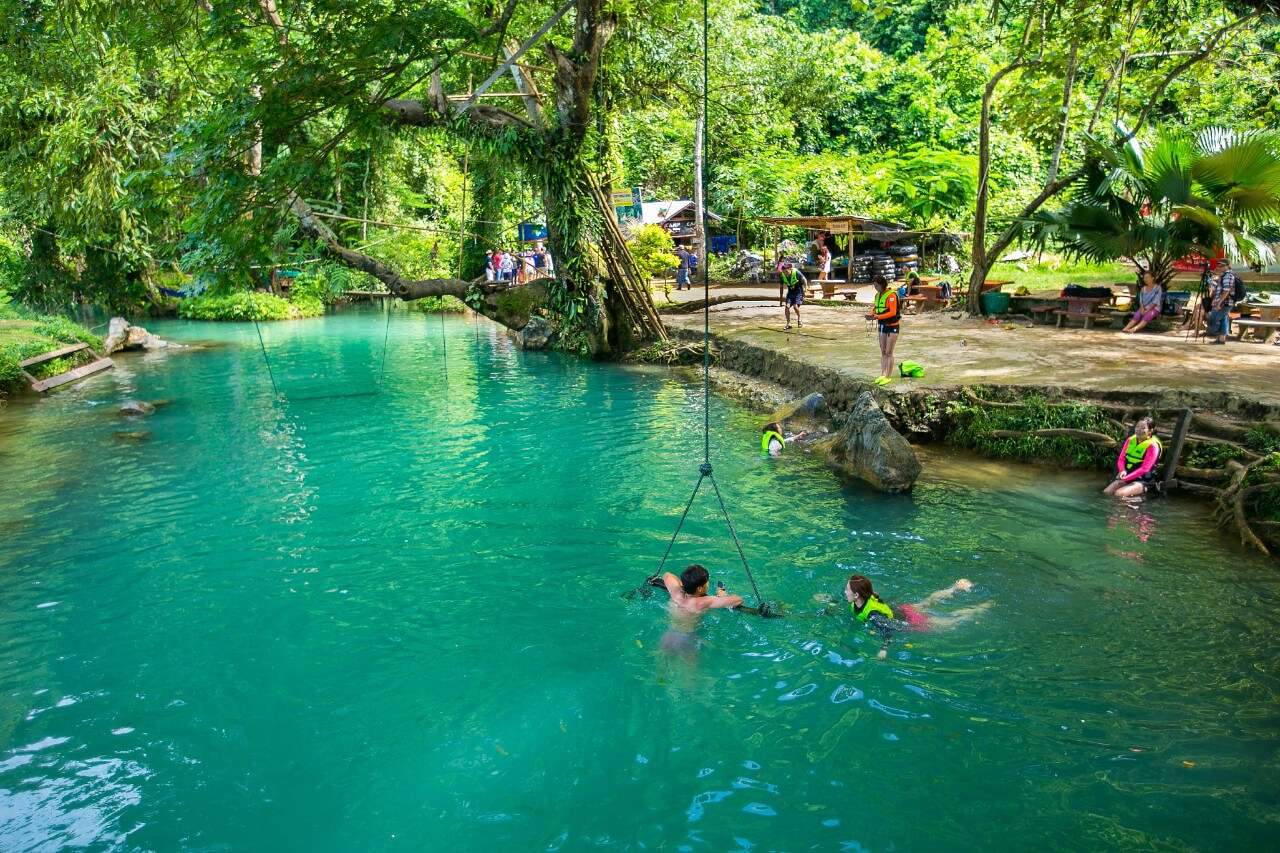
[779,262,807,330]
[817,241,831,282]
[1207,259,1236,344]
[484,250,495,282]
[867,274,900,386]
[499,250,515,283]
[1122,271,1163,334]
[675,247,691,291]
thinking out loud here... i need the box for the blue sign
[518,222,548,242]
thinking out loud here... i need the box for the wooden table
[1236,304,1280,342]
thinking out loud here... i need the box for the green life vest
[1124,435,1162,473]
[762,430,785,453]
[874,289,900,323]
[781,269,800,289]
[899,360,925,378]
[853,596,894,622]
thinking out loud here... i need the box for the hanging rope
[637,0,772,617]
[253,304,394,402]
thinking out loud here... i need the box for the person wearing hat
[778,262,808,330]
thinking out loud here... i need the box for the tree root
[987,428,1118,445]
[622,339,716,365]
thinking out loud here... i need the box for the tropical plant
[1026,127,1280,287]
[627,224,681,283]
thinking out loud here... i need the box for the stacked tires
[851,251,896,283]
[891,244,919,280]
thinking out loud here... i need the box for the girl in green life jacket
[760,421,810,457]
[1104,417,1162,499]
[845,574,991,659]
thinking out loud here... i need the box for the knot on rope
[699,462,713,476]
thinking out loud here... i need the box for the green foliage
[406,296,467,313]
[1183,441,1249,469]
[869,146,978,228]
[1244,425,1280,455]
[1028,128,1280,282]
[628,224,680,282]
[178,292,324,321]
[947,393,1123,468]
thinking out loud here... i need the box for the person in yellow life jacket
[760,421,810,457]
[845,574,991,660]
[1105,416,1163,498]
[778,262,808,330]
[864,275,900,386]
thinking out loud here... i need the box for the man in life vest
[865,274,900,386]
[778,262,808,330]
[1104,416,1163,498]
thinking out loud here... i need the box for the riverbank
[665,302,1280,555]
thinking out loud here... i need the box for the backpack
[1231,272,1247,304]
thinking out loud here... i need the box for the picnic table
[1236,303,1280,343]
[1055,296,1111,329]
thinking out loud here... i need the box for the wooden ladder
[20,342,114,393]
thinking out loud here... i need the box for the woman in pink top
[1104,417,1162,498]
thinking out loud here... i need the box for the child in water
[660,564,743,658]
[845,574,991,659]
[760,421,810,457]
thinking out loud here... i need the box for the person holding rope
[659,564,744,658]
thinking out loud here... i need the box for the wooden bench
[1029,305,1059,324]
[1055,297,1110,329]
[1234,318,1280,343]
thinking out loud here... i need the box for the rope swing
[253,302,394,402]
[639,0,774,618]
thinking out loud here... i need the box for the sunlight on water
[0,308,1277,851]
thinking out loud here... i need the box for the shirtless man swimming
[659,564,743,657]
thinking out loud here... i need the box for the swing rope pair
[642,0,771,617]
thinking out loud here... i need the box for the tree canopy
[0,0,1275,327]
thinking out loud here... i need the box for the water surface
[1,309,1277,851]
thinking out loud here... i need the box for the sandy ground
[660,283,1280,405]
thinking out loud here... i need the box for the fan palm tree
[1027,126,1280,289]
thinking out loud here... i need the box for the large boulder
[119,400,156,417]
[104,317,174,355]
[826,391,921,492]
[510,315,554,350]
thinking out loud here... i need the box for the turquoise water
[1,309,1278,851]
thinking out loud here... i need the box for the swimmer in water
[845,574,991,660]
[760,421,811,457]
[660,564,743,658]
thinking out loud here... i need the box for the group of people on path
[484,243,553,285]
[1127,258,1270,346]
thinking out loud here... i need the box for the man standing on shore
[779,262,807,330]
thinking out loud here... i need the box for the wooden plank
[31,357,114,393]
[19,342,89,368]
[1162,408,1193,488]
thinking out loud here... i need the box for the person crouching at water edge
[866,275,900,386]
[845,574,991,660]
[660,564,743,658]
[760,421,811,457]
[778,262,808,330]
[1104,416,1162,499]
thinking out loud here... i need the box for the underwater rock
[119,400,156,417]
[512,316,554,350]
[826,391,920,493]
[112,430,152,443]
[104,317,176,354]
